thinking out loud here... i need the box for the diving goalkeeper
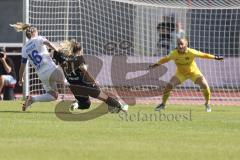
[149,38,223,112]
[53,40,128,113]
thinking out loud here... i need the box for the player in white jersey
[11,23,66,111]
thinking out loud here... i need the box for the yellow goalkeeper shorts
[175,71,203,84]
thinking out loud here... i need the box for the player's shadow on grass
[55,100,109,121]
[0,101,109,120]
[0,110,57,114]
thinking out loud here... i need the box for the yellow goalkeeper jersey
[159,48,215,75]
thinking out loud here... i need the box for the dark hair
[0,47,5,58]
[0,47,6,53]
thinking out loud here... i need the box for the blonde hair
[58,39,82,56]
[10,22,37,39]
[177,38,188,45]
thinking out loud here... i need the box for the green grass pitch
[0,101,240,160]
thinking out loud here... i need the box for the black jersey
[53,51,100,108]
[53,51,95,87]
[53,51,85,77]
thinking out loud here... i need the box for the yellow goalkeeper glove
[215,55,224,61]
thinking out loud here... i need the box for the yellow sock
[201,87,211,103]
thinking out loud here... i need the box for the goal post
[22,0,30,99]
[24,0,240,105]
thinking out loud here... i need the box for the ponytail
[10,22,37,39]
[10,22,31,32]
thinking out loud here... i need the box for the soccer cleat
[121,104,128,112]
[70,101,79,111]
[22,96,33,111]
[205,104,211,112]
[155,103,166,111]
[108,104,128,113]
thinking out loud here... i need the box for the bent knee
[165,83,174,90]
[78,99,91,109]
[196,80,209,89]
[47,90,58,100]
[200,84,209,89]
[76,96,91,109]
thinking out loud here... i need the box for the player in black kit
[53,40,128,112]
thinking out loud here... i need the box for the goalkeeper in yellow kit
[149,38,223,112]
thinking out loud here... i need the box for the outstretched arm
[43,40,59,52]
[79,65,98,85]
[195,51,224,60]
[148,56,171,69]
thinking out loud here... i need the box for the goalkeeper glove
[215,55,224,61]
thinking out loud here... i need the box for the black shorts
[67,72,101,109]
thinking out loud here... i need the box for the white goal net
[25,0,240,105]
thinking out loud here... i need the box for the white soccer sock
[64,78,70,86]
[32,93,56,102]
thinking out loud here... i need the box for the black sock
[105,97,121,108]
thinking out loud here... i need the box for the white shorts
[40,66,65,92]
[2,75,16,86]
